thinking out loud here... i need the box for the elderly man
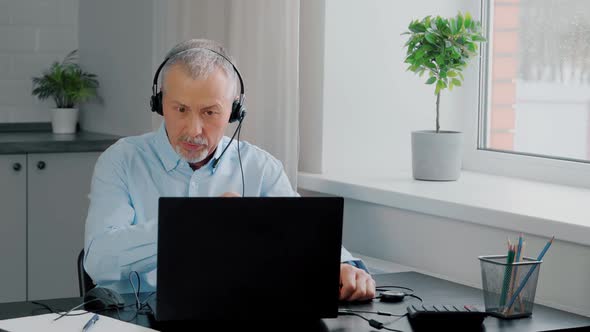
[84,39,375,302]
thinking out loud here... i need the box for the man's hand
[339,263,376,302]
[220,192,241,197]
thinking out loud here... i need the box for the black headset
[150,47,246,123]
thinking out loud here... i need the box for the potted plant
[403,12,485,180]
[32,50,99,134]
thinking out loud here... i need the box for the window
[463,0,590,188]
[484,0,590,162]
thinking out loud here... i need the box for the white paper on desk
[0,310,158,332]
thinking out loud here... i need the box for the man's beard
[175,135,209,163]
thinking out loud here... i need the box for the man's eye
[205,110,215,116]
[178,106,186,113]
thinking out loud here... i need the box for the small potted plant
[32,50,99,134]
[403,12,485,180]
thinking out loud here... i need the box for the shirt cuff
[343,260,370,274]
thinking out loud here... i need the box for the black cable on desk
[120,292,156,322]
[51,298,101,321]
[406,293,423,303]
[119,272,155,323]
[339,308,406,317]
[338,311,404,332]
[375,285,416,294]
[33,270,155,323]
[129,271,141,310]
[373,284,423,304]
[32,300,139,318]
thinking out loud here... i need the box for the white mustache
[180,136,208,145]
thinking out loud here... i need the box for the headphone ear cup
[150,92,163,116]
[229,100,243,123]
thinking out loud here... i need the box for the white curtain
[226,0,300,188]
[154,0,301,188]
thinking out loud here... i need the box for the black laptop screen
[155,197,343,321]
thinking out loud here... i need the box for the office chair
[78,249,95,297]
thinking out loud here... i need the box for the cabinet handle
[12,162,22,171]
[37,161,46,170]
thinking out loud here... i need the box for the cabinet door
[27,152,101,300]
[0,155,27,302]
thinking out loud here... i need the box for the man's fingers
[220,191,241,197]
[339,265,356,300]
[365,277,376,300]
[348,274,367,301]
[339,264,377,302]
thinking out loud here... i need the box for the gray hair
[160,39,239,99]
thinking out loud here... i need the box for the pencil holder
[478,255,542,319]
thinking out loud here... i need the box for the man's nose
[186,112,203,136]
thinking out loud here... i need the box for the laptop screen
[155,197,343,321]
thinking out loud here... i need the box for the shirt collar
[154,121,181,172]
[154,121,227,172]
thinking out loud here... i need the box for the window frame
[461,0,590,189]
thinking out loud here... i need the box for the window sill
[298,170,590,247]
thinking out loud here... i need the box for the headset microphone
[211,112,245,170]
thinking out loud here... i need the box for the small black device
[380,290,406,303]
[83,287,126,311]
[376,285,416,303]
[150,47,246,123]
[406,304,488,331]
[149,197,344,322]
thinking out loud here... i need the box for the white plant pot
[411,130,463,181]
[50,108,79,134]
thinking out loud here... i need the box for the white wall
[78,0,154,136]
[317,0,475,174]
[0,0,78,123]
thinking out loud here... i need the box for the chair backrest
[78,249,95,297]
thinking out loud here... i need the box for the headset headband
[152,47,245,103]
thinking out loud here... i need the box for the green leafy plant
[403,12,486,132]
[32,50,99,108]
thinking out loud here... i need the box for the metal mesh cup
[478,255,542,319]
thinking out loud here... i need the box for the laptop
[148,197,343,322]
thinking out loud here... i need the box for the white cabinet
[0,155,27,302]
[0,152,100,302]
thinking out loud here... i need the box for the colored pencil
[505,236,554,311]
[499,243,515,307]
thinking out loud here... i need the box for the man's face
[162,64,234,163]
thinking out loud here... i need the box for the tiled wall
[0,0,78,123]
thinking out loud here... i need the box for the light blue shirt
[84,122,356,294]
